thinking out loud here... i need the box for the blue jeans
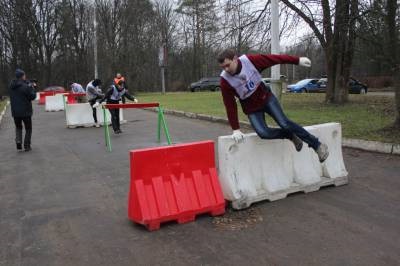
[248,94,320,150]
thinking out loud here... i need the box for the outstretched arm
[247,54,300,72]
[123,91,136,102]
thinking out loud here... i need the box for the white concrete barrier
[45,94,65,111]
[65,103,125,128]
[218,122,348,209]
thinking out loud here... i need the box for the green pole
[63,95,67,123]
[63,95,67,111]
[158,106,172,145]
[103,107,112,152]
[157,107,162,143]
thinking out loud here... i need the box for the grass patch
[0,99,7,114]
[137,91,399,144]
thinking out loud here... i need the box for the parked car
[348,77,368,94]
[43,86,65,93]
[287,78,322,93]
[317,77,368,94]
[189,77,221,92]
[261,78,272,90]
[318,78,327,89]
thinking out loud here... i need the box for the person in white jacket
[86,79,104,127]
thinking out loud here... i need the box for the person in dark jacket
[8,69,36,151]
[93,80,137,134]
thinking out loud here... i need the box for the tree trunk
[386,0,399,128]
[395,75,400,128]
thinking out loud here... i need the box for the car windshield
[296,79,312,86]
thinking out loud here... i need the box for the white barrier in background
[65,103,125,128]
[45,94,65,111]
[35,92,40,101]
[218,122,348,209]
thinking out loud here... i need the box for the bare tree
[386,0,399,128]
[56,0,92,84]
[281,0,359,104]
[176,0,218,79]
[154,0,178,89]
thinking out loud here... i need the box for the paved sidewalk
[0,104,399,266]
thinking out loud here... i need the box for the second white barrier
[45,94,65,111]
[218,122,348,209]
[65,103,125,128]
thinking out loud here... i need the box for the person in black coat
[8,69,36,151]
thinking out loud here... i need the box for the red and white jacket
[220,54,299,130]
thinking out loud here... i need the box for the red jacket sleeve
[247,54,299,72]
[220,78,240,130]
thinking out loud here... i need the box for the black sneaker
[24,145,32,152]
[16,143,22,150]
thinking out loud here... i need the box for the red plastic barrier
[128,140,225,231]
[38,91,55,105]
[65,93,86,104]
[105,103,159,109]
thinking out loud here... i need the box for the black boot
[16,128,23,150]
[24,144,32,152]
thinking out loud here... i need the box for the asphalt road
[1,103,399,266]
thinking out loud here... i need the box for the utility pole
[271,0,281,100]
[93,0,98,79]
[159,44,167,94]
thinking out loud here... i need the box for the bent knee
[278,120,293,131]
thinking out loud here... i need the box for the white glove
[134,98,138,103]
[231,129,245,143]
[299,57,311,67]
[92,102,100,108]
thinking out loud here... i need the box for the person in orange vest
[114,73,126,87]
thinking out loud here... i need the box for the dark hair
[117,80,124,86]
[92,79,102,86]
[217,49,237,63]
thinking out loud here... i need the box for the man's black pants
[109,108,120,132]
[14,116,32,147]
[89,96,102,123]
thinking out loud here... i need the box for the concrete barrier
[218,122,348,209]
[65,103,125,128]
[45,94,65,111]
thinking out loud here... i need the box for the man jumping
[217,49,329,162]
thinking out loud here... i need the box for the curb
[342,138,400,155]
[0,101,10,125]
[149,107,400,156]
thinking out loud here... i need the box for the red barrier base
[128,140,226,231]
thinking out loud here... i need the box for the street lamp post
[270,0,281,101]
[93,0,98,79]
